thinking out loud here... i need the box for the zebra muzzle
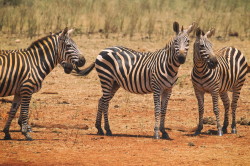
[75,56,86,67]
[62,63,74,74]
[177,54,186,64]
[207,56,218,69]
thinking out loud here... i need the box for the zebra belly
[0,76,19,97]
[114,72,153,94]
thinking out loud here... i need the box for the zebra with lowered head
[0,49,85,132]
[1,27,85,140]
[78,22,195,139]
[192,27,250,136]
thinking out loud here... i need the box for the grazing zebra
[1,27,85,140]
[192,27,250,136]
[78,22,195,139]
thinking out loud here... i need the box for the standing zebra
[0,49,83,131]
[1,27,85,140]
[78,22,195,139]
[192,28,250,136]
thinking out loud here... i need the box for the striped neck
[27,34,60,76]
[193,43,210,73]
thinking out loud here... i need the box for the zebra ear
[205,28,215,38]
[196,27,202,38]
[67,29,74,35]
[173,22,179,34]
[62,27,68,35]
[186,22,196,34]
[181,26,184,32]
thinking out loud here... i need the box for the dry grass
[0,0,249,39]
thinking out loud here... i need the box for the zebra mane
[165,37,174,50]
[27,31,61,50]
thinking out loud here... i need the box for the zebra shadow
[87,133,174,140]
[185,129,220,137]
[0,130,51,141]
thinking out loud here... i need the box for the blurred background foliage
[0,0,249,39]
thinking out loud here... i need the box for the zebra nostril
[63,63,74,74]
[178,54,186,64]
[207,56,218,69]
[76,57,85,67]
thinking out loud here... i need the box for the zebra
[78,22,195,139]
[1,27,85,140]
[0,49,83,132]
[191,27,250,136]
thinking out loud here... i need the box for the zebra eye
[66,44,72,48]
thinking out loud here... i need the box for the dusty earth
[0,33,249,165]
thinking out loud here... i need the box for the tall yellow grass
[0,0,249,39]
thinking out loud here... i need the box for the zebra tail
[75,62,95,76]
[248,66,250,73]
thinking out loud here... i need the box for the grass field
[0,0,249,39]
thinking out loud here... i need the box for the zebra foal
[192,28,250,136]
[1,27,85,140]
[79,22,195,139]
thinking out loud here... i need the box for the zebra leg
[3,95,21,140]
[96,82,119,136]
[194,89,205,136]
[104,83,119,136]
[96,97,105,135]
[211,92,223,136]
[18,115,32,132]
[160,90,172,139]
[231,90,241,134]
[153,90,161,139]
[20,95,33,140]
[103,99,112,136]
[220,92,230,134]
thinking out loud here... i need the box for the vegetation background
[0,0,249,39]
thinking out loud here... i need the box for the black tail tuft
[75,63,95,76]
[248,65,250,73]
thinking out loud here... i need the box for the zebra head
[60,61,81,74]
[172,22,195,64]
[58,27,86,68]
[195,27,218,69]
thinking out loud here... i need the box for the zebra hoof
[26,137,33,141]
[194,130,201,136]
[162,132,171,140]
[97,131,104,135]
[106,130,112,136]
[4,135,12,140]
[25,134,33,141]
[231,128,237,134]
[218,130,223,136]
[222,127,228,134]
[153,133,160,139]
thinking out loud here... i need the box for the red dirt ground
[0,34,249,165]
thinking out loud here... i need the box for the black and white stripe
[191,28,249,136]
[93,22,195,139]
[1,27,84,140]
